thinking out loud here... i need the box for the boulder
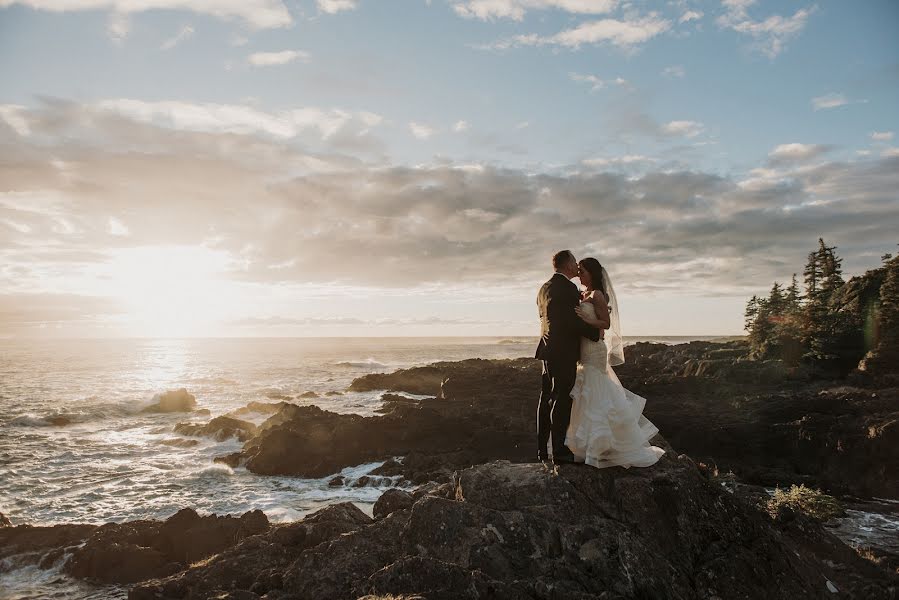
[174,416,258,442]
[0,512,11,528]
[372,489,414,520]
[213,452,243,468]
[62,508,269,584]
[142,389,197,413]
[228,401,293,419]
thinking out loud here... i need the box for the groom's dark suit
[535,273,601,461]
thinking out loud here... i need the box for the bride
[566,258,665,469]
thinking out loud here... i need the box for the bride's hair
[578,258,610,304]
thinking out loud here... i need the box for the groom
[535,250,601,465]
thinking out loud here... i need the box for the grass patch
[766,484,844,521]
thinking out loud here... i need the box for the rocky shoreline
[226,340,898,499]
[2,340,898,599]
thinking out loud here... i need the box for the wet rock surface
[141,388,198,413]
[174,415,258,442]
[127,454,896,599]
[0,508,269,585]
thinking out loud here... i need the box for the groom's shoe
[552,448,576,466]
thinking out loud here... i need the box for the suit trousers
[537,358,578,459]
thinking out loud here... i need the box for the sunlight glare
[104,245,235,337]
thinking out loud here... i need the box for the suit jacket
[535,273,601,364]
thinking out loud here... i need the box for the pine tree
[803,250,820,298]
[818,238,844,295]
[744,295,760,332]
[786,274,801,311]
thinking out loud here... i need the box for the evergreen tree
[786,274,802,311]
[744,295,760,332]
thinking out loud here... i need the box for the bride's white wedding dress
[566,301,665,469]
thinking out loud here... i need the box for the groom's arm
[571,296,601,342]
[548,285,600,342]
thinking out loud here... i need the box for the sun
[103,245,236,337]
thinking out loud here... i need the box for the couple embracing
[535,250,665,468]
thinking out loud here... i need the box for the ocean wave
[334,358,389,370]
[182,463,235,480]
[7,402,145,428]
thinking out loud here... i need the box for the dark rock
[214,453,243,468]
[328,476,345,487]
[129,457,896,600]
[130,503,375,600]
[62,508,269,584]
[142,388,198,413]
[228,401,294,419]
[237,359,536,482]
[298,391,319,399]
[0,525,97,566]
[351,475,392,488]
[233,348,899,497]
[158,438,200,448]
[375,394,421,415]
[195,408,211,417]
[349,366,445,395]
[369,457,403,476]
[0,512,11,527]
[372,489,414,519]
[325,391,343,396]
[174,416,258,442]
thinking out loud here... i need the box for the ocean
[1,335,718,529]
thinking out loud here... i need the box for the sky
[0,0,898,339]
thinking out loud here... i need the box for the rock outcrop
[174,415,258,442]
[141,388,198,413]
[235,348,899,498]
[0,508,269,586]
[130,453,896,599]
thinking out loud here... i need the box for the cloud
[767,142,832,165]
[0,105,31,136]
[0,0,293,29]
[679,10,703,23]
[2,100,898,332]
[91,98,380,141]
[871,131,894,142]
[483,14,671,51]
[582,155,656,168]
[453,120,469,133]
[317,0,357,13]
[660,120,704,138]
[661,65,685,78]
[569,72,629,92]
[248,50,310,66]
[882,147,899,158]
[161,24,194,50]
[453,0,617,21]
[409,122,436,139]
[107,11,129,43]
[717,2,816,58]
[811,92,847,110]
[108,217,130,236]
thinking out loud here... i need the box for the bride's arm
[592,293,611,330]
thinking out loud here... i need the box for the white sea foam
[334,358,389,369]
